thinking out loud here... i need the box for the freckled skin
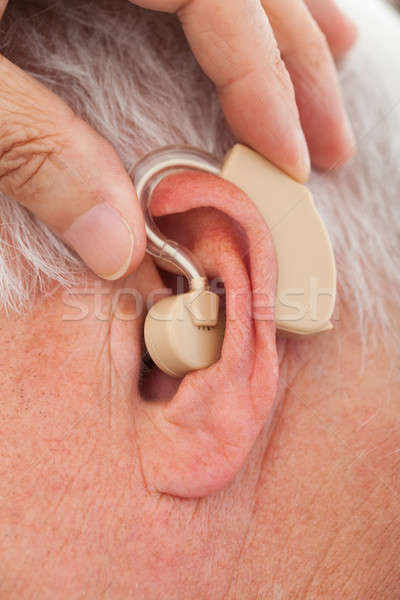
[0,173,399,599]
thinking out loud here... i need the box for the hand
[0,0,356,281]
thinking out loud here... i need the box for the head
[0,0,399,597]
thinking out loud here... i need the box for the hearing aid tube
[131,146,220,291]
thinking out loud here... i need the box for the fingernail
[63,203,134,280]
[294,128,311,182]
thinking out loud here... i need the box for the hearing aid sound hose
[132,144,337,378]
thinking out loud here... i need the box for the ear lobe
[136,171,278,498]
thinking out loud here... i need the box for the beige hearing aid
[132,144,336,377]
[221,144,336,335]
[143,287,225,378]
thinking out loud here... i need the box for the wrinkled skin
[0,172,399,599]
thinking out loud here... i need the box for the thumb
[0,55,146,280]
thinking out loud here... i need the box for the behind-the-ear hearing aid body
[132,144,336,378]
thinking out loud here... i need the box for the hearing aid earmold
[132,144,336,378]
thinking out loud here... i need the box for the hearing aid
[132,144,336,377]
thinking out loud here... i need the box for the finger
[304,0,358,60]
[0,56,146,280]
[262,0,356,171]
[160,0,311,182]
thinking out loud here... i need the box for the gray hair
[0,0,399,352]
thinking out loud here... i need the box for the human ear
[134,171,278,498]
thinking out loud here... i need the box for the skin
[0,173,399,598]
[0,0,357,280]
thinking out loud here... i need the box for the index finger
[133,0,310,182]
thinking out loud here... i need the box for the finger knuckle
[0,125,60,197]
